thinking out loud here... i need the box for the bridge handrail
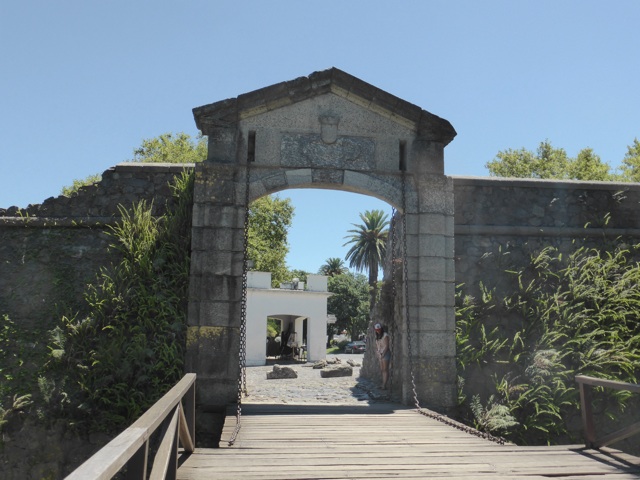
[576,374,640,449]
[66,373,196,480]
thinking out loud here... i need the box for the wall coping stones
[109,162,196,173]
[0,217,118,227]
[456,224,640,237]
[452,175,640,192]
[0,163,195,217]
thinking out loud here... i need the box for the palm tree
[343,209,389,309]
[318,257,348,277]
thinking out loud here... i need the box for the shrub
[48,170,194,432]
[456,240,640,445]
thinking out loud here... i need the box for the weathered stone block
[409,306,448,330]
[191,227,242,252]
[420,234,446,257]
[407,280,446,307]
[286,168,313,187]
[311,168,344,186]
[206,128,238,164]
[409,330,456,357]
[320,365,353,377]
[198,301,241,328]
[418,213,447,235]
[261,171,288,191]
[416,175,454,215]
[420,256,446,281]
[266,365,298,379]
[411,138,444,175]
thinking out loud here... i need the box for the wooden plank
[179,402,640,480]
[576,375,640,393]
[67,373,196,480]
[149,407,179,480]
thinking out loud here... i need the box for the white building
[246,271,332,366]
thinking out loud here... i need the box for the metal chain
[397,173,503,443]
[355,380,506,445]
[417,408,508,445]
[401,170,421,410]
[387,207,398,393]
[228,159,251,446]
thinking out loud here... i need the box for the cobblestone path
[244,354,387,404]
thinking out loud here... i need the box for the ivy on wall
[456,237,640,446]
[45,170,194,432]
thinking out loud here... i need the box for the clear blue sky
[1,1,639,275]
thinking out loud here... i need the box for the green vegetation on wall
[47,170,194,432]
[0,314,36,429]
[456,236,640,445]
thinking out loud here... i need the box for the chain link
[387,207,398,393]
[417,408,508,445]
[228,159,251,446]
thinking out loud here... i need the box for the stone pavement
[243,354,388,404]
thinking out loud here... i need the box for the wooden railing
[576,375,640,449]
[66,373,196,480]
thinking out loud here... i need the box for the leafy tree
[568,148,611,181]
[343,210,389,309]
[247,195,294,287]
[287,269,309,284]
[327,272,370,342]
[60,174,102,197]
[318,257,348,277]
[617,138,640,182]
[266,318,281,338]
[61,133,295,286]
[486,140,615,181]
[61,132,206,196]
[130,132,207,164]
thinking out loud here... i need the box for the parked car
[344,341,366,354]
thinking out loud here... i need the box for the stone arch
[245,271,330,367]
[248,168,404,210]
[186,68,457,428]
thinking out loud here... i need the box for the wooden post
[579,381,596,448]
[124,441,148,480]
[184,380,196,448]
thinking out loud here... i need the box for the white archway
[246,272,331,366]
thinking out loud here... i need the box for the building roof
[192,67,456,145]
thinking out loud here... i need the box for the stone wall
[2,165,640,474]
[453,176,640,298]
[0,163,193,329]
[0,163,194,479]
[3,167,640,374]
[3,168,640,368]
[0,418,111,480]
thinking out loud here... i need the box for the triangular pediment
[193,68,456,145]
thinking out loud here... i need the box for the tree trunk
[369,264,378,311]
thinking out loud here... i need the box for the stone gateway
[3,69,640,450]
[186,68,458,428]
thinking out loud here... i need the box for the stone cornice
[455,224,640,237]
[0,217,117,227]
[193,68,456,145]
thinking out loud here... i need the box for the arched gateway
[187,68,457,422]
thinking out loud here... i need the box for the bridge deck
[177,402,640,479]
